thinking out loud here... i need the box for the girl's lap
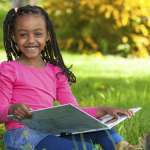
[3,127,49,150]
[61,128,126,150]
[3,127,126,150]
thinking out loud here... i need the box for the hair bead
[14,7,18,13]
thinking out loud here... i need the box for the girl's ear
[11,32,17,43]
[46,32,50,41]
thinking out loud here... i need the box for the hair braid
[3,9,14,61]
[3,5,76,83]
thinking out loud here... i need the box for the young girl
[0,5,149,150]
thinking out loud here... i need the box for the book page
[99,107,141,128]
[8,105,141,135]
[8,104,108,135]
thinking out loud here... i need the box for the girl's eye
[35,33,42,36]
[20,34,27,37]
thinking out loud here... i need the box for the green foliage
[43,0,150,58]
[23,131,28,137]
[22,131,32,150]
[0,1,11,49]
[0,124,6,150]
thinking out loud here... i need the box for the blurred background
[1,0,150,58]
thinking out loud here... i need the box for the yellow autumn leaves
[43,0,150,58]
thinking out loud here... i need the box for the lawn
[0,50,150,149]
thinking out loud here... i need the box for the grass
[49,53,150,148]
[61,53,150,147]
[0,50,150,149]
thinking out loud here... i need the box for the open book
[8,104,141,136]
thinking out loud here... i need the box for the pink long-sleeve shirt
[0,61,98,130]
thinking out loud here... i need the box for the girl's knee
[80,142,97,150]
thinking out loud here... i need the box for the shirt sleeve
[55,68,98,118]
[0,61,16,124]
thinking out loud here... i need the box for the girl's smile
[11,15,50,63]
[25,46,38,52]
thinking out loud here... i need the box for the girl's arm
[0,61,33,122]
[0,61,15,123]
[55,67,134,119]
[55,69,98,118]
[56,70,97,118]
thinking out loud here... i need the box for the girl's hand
[8,103,33,119]
[96,106,135,119]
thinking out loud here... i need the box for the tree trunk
[12,0,37,8]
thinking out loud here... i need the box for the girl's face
[11,14,50,61]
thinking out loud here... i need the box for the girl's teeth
[27,47,36,50]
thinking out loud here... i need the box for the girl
[0,5,149,150]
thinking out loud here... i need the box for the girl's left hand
[96,106,135,119]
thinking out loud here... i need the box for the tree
[43,0,150,58]
[11,0,37,8]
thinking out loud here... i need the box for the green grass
[65,54,150,148]
[0,50,150,149]
[52,53,150,148]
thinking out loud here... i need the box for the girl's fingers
[14,104,33,119]
[110,111,120,119]
[127,110,134,117]
[105,107,135,119]
[23,105,33,116]
[15,113,26,119]
[117,109,134,119]
[14,111,32,119]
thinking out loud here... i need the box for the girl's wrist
[96,106,108,118]
[8,104,14,115]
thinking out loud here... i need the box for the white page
[99,107,142,128]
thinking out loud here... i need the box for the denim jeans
[3,127,126,150]
[3,127,49,150]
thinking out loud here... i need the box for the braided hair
[3,5,76,83]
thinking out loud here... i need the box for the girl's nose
[27,35,35,43]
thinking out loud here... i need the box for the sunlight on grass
[63,52,150,79]
[0,49,6,62]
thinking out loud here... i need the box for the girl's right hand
[96,106,134,119]
[8,103,33,119]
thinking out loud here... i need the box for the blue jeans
[3,127,126,150]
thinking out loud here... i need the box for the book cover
[7,104,141,136]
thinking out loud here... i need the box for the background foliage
[0,1,11,50]
[43,0,150,58]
